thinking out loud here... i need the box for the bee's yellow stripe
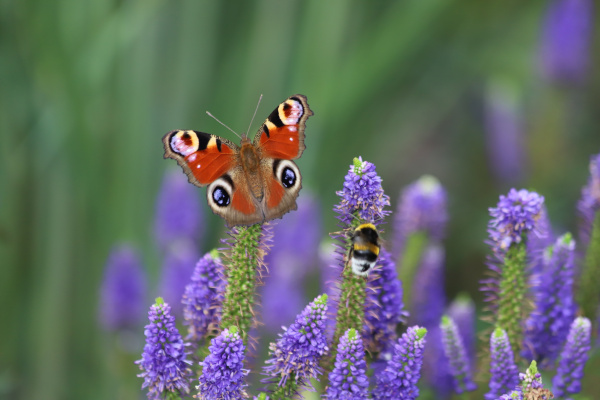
[353,243,380,255]
[356,223,376,232]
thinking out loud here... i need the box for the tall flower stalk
[331,157,390,360]
[440,315,477,394]
[326,328,369,400]
[263,294,329,398]
[552,317,592,399]
[577,153,600,319]
[523,233,576,364]
[486,327,519,400]
[483,188,545,355]
[220,224,271,345]
[135,298,192,400]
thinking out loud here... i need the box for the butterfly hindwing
[253,94,313,160]
[261,158,302,222]
[163,130,238,187]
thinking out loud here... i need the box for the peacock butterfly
[162,94,313,227]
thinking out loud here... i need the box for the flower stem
[578,211,600,319]
[496,242,527,356]
[220,224,266,345]
[398,231,427,310]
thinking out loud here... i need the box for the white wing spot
[289,137,294,141]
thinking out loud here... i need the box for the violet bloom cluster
[364,248,407,354]
[440,316,477,394]
[393,175,448,251]
[99,245,146,332]
[411,245,445,328]
[136,298,192,400]
[197,327,247,399]
[488,188,545,253]
[447,295,476,367]
[486,328,519,400]
[326,328,369,400]
[182,251,226,343]
[263,294,329,391]
[539,0,593,84]
[577,153,600,246]
[334,157,390,225]
[500,361,553,400]
[552,317,592,399]
[372,326,427,400]
[523,233,576,364]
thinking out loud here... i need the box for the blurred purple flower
[197,327,248,399]
[159,242,199,318]
[325,328,369,400]
[440,316,477,394]
[421,326,454,399]
[364,247,407,354]
[488,188,545,253]
[540,0,593,84]
[447,294,476,367]
[99,244,146,331]
[154,170,203,249]
[334,157,390,226]
[393,175,447,253]
[486,328,519,400]
[411,244,446,327]
[263,294,329,392]
[182,251,226,343]
[135,298,192,399]
[484,80,525,184]
[528,205,553,281]
[372,326,427,400]
[577,153,600,246]
[523,233,577,364]
[552,317,592,398]
[262,194,322,331]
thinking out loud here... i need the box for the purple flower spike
[158,242,199,318]
[197,326,248,399]
[552,317,592,399]
[182,250,226,343]
[334,157,390,225]
[411,244,446,327]
[488,188,545,253]
[373,326,427,400]
[523,233,576,364]
[577,153,600,246]
[154,170,203,248]
[486,328,519,400]
[326,328,369,400]
[364,248,407,353]
[440,316,477,394]
[447,294,476,367]
[99,245,146,332]
[484,80,525,184]
[135,298,192,400]
[540,0,593,84]
[263,294,329,393]
[393,175,448,252]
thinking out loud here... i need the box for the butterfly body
[163,95,313,227]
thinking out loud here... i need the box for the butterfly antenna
[246,94,263,136]
[206,111,242,140]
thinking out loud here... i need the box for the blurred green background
[1,0,599,399]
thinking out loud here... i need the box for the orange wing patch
[232,189,257,215]
[266,175,285,208]
[163,130,236,186]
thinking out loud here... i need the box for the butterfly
[162,95,313,227]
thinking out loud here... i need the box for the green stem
[397,231,428,310]
[270,378,298,400]
[220,224,266,345]
[578,211,600,319]
[496,242,527,357]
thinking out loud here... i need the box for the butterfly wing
[253,94,313,160]
[251,95,313,221]
[163,130,239,186]
[163,130,264,226]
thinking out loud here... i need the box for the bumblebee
[348,223,380,276]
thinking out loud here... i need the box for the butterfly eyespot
[212,186,230,207]
[281,167,296,188]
